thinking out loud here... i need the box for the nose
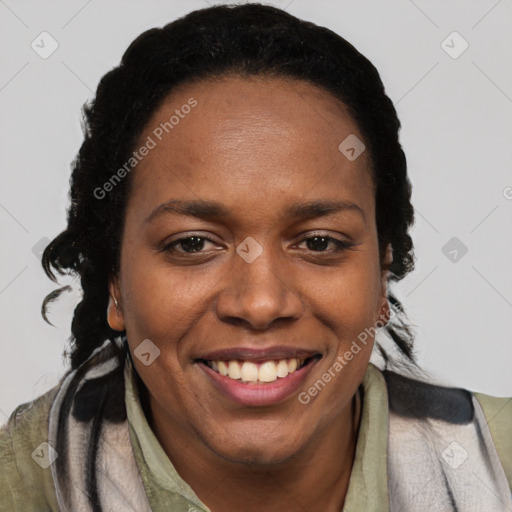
[214,245,305,330]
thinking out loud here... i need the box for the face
[108,76,391,465]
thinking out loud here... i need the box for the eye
[163,235,219,254]
[297,234,356,253]
[161,233,356,257]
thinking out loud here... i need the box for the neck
[145,386,363,512]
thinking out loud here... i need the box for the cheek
[120,258,203,408]
[308,255,382,328]
[119,251,219,347]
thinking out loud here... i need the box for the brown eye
[300,235,355,253]
[164,236,215,254]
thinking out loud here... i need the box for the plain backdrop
[1,0,511,421]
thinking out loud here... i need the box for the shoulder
[473,391,512,489]
[0,385,61,511]
[381,368,512,489]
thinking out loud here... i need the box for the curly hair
[42,3,417,374]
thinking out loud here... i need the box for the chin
[207,427,304,467]
[217,445,298,467]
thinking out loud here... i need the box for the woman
[1,4,510,511]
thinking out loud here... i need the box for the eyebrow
[145,199,365,224]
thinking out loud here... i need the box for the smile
[204,358,310,384]
[198,355,321,406]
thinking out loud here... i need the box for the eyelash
[162,233,356,255]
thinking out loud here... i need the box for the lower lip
[198,358,319,407]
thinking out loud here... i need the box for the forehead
[128,76,374,222]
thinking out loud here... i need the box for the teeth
[228,360,241,379]
[259,361,278,382]
[240,362,259,382]
[207,358,305,383]
[218,361,228,376]
[276,360,289,378]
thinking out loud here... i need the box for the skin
[107,75,392,511]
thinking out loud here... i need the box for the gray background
[1,0,511,421]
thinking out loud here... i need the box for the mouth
[195,352,322,407]
[200,356,320,384]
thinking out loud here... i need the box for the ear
[377,244,393,326]
[107,277,125,331]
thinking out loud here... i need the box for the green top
[1,361,511,511]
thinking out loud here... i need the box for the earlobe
[380,244,393,291]
[378,299,391,328]
[378,244,393,327]
[107,280,125,331]
[383,243,393,271]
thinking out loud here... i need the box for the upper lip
[196,345,321,363]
